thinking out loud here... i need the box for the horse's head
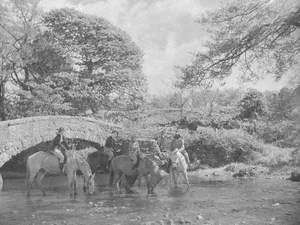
[87,173,95,195]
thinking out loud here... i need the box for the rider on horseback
[129,136,142,169]
[170,133,191,168]
[104,130,119,169]
[52,127,69,171]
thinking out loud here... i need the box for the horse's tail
[109,164,114,187]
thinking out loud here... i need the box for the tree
[0,41,10,120]
[0,4,145,118]
[180,0,300,88]
[42,8,146,113]
[238,89,265,119]
[0,0,73,119]
[266,87,298,120]
[0,0,41,120]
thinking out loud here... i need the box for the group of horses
[25,141,190,198]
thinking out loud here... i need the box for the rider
[129,135,141,168]
[52,127,69,171]
[104,130,119,169]
[170,133,191,168]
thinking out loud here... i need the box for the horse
[169,149,190,190]
[26,150,95,198]
[86,148,110,173]
[109,154,168,194]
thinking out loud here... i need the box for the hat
[57,127,65,134]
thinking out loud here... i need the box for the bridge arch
[0,116,121,168]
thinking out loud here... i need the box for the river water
[0,173,299,225]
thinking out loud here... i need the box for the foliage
[179,0,300,88]
[0,0,74,119]
[255,120,300,147]
[0,3,146,119]
[43,8,143,74]
[266,87,298,120]
[237,89,266,119]
[42,8,146,113]
[155,126,263,167]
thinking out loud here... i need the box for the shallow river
[0,173,299,225]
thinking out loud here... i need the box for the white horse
[169,149,190,190]
[26,150,95,198]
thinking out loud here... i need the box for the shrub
[255,120,300,147]
[157,127,263,167]
[237,89,266,119]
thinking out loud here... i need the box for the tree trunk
[0,81,6,121]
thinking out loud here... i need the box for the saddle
[48,149,67,171]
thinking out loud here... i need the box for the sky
[38,0,291,95]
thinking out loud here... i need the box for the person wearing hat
[52,127,69,170]
[129,135,141,167]
[104,130,119,169]
[170,132,191,168]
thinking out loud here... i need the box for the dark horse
[86,147,137,191]
[87,147,110,174]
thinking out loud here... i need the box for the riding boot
[105,159,110,171]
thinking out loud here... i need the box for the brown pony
[109,154,168,194]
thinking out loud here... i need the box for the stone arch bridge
[0,116,121,169]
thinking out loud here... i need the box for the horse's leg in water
[172,170,178,188]
[124,175,137,194]
[168,168,173,189]
[26,167,38,197]
[67,170,76,198]
[183,170,190,190]
[114,171,122,193]
[137,175,142,187]
[74,171,77,196]
[83,176,86,193]
[36,170,47,196]
[144,175,151,194]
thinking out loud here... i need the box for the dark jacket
[105,136,116,149]
[170,138,183,151]
[52,134,68,151]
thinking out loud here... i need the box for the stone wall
[0,116,121,168]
